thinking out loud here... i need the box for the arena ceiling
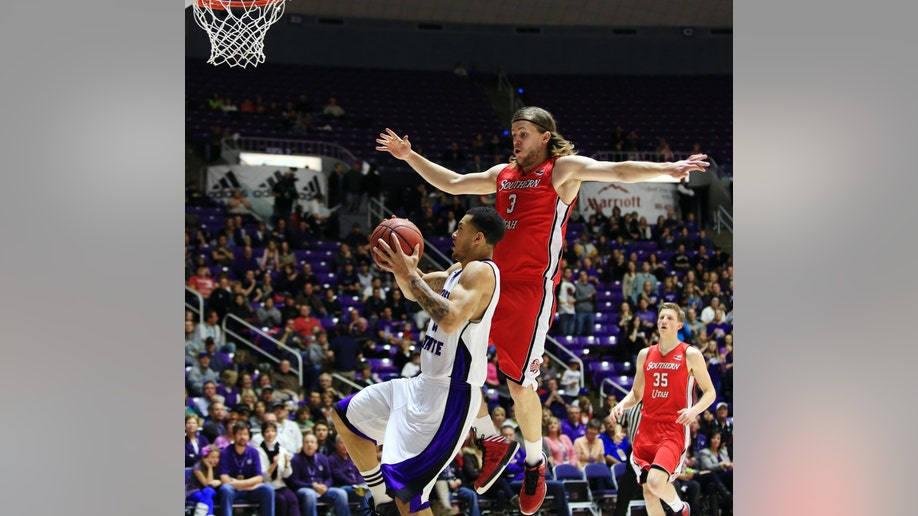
[282,0,733,29]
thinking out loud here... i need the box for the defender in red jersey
[610,303,716,516]
[376,108,709,515]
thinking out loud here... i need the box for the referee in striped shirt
[614,403,657,516]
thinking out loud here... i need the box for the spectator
[293,305,323,342]
[216,370,239,406]
[228,293,258,324]
[313,420,334,455]
[317,373,343,402]
[637,280,660,312]
[255,421,300,516]
[256,297,283,328]
[202,399,229,444]
[556,267,576,336]
[303,331,331,393]
[209,235,234,269]
[433,454,479,516]
[271,171,298,227]
[572,419,606,470]
[321,96,346,119]
[196,310,226,351]
[287,433,351,516]
[344,163,363,212]
[635,216,652,240]
[560,405,586,442]
[700,297,722,325]
[273,401,304,454]
[362,285,387,322]
[631,262,659,304]
[226,188,252,216]
[401,350,421,378]
[188,266,216,299]
[338,263,362,297]
[211,410,240,450]
[713,402,734,457]
[573,270,596,336]
[207,275,234,321]
[272,360,302,404]
[330,323,360,393]
[621,261,637,304]
[186,414,211,468]
[542,416,576,469]
[501,425,571,516]
[186,320,205,366]
[258,242,280,277]
[681,283,704,315]
[321,287,343,319]
[217,423,275,516]
[186,445,222,516]
[294,405,315,436]
[275,241,295,270]
[188,353,220,397]
[559,360,583,399]
[599,416,629,466]
[327,434,373,515]
[540,377,568,420]
[696,429,734,515]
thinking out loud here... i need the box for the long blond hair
[510,106,577,163]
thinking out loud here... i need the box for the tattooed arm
[408,260,494,334]
[372,234,493,334]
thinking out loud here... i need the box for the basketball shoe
[518,453,547,515]
[474,434,520,494]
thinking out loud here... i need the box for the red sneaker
[674,502,691,515]
[518,453,547,515]
[474,434,520,494]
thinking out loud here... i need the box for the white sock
[524,439,543,466]
[665,494,685,512]
[473,415,498,439]
[360,465,393,504]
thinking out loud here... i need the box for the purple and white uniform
[335,260,500,512]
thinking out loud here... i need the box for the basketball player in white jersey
[332,207,506,516]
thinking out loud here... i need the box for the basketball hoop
[192,0,288,68]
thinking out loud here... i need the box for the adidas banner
[578,182,678,222]
[206,165,326,221]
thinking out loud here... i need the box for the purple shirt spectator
[327,451,365,486]
[220,445,263,479]
[185,433,211,467]
[561,419,586,443]
[287,450,334,489]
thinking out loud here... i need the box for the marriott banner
[206,165,326,221]
[577,182,679,221]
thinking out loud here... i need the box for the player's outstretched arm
[554,153,710,188]
[375,128,500,195]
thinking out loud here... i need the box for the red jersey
[493,156,575,283]
[187,276,215,298]
[640,341,695,423]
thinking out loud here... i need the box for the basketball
[369,217,424,265]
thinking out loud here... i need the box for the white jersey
[335,259,500,510]
[416,260,500,387]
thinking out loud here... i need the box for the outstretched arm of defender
[375,128,500,195]
[554,153,710,188]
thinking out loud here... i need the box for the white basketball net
[192,0,288,68]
